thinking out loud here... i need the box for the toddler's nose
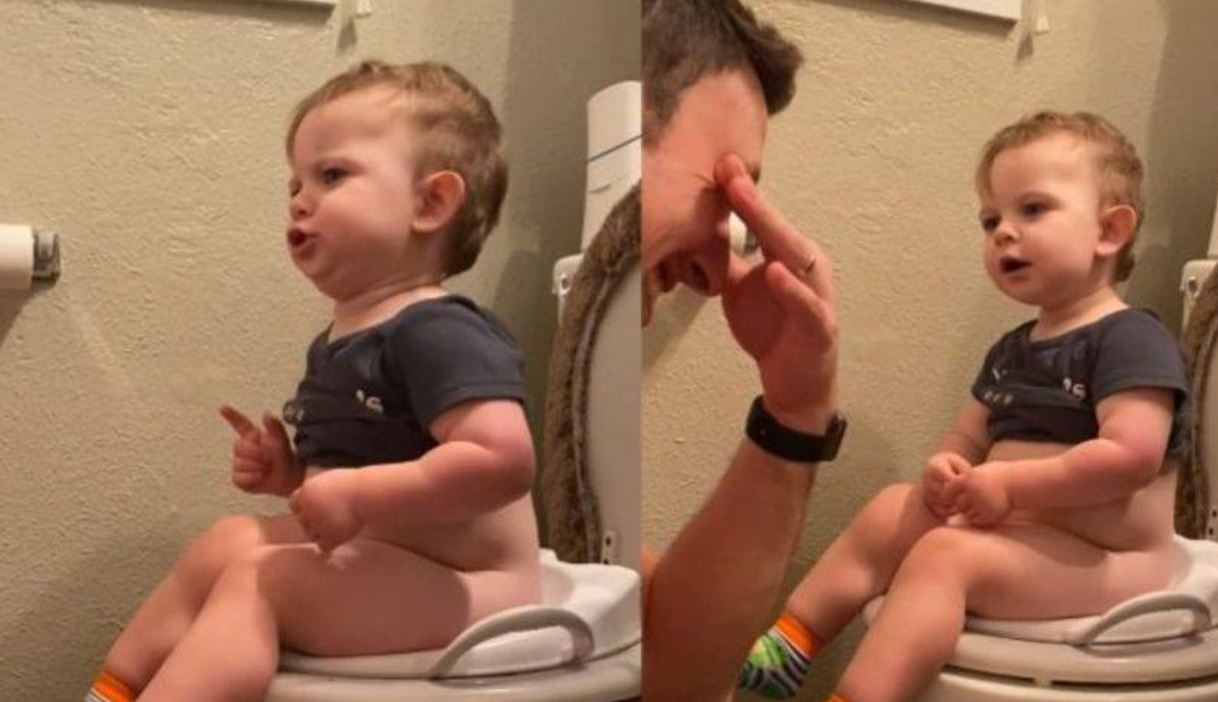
[992,221,1018,246]
[289,190,313,221]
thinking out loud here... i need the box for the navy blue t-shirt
[971,308,1190,459]
[283,295,526,468]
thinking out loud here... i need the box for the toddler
[738,111,1190,702]
[86,60,541,702]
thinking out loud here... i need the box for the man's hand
[716,154,838,433]
[289,468,363,553]
[220,405,302,497]
[922,452,971,520]
[944,462,1012,527]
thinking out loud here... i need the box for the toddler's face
[977,133,1108,309]
[286,87,422,301]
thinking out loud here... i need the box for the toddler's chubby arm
[289,398,534,552]
[220,405,305,497]
[922,398,991,519]
[946,387,1173,525]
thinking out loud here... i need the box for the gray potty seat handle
[428,605,596,677]
[1067,591,1213,646]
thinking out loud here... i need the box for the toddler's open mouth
[999,256,1030,274]
[287,228,311,248]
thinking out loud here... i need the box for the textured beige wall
[643,1,1218,699]
[0,0,636,697]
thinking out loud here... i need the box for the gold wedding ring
[799,254,816,278]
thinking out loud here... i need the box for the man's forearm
[643,438,817,701]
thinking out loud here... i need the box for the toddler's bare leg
[102,514,305,689]
[836,523,1173,702]
[139,540,539,702]
[786,483,942,641]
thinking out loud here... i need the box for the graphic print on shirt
[356,389,384,414]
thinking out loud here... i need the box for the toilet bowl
[858,257,1218,701]
[259,80,644,702]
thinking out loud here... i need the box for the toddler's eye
[1021,201,1046,218]
[980,215,999,233]
[321,167,347,185]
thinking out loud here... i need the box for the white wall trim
[903,0,1021,22]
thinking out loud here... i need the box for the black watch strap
[745,395,846,463]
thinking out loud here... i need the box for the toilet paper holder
[31,229,60,282]
[0,224,60,290]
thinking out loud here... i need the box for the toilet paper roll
[0,224,35,291]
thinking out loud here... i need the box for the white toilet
[261,81,643,702]
[860,250,1218,701]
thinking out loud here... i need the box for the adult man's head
[642,0,802,323]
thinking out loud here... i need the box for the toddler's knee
[207,545,285,607]
[183,515,267,582]
[873,483,919,509]
[852,484,919,534]
[206,514,263,540]
[218,546,330,650]
[215,546,270,583]
[898,527,982,583]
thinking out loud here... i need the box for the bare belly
[986,439,1177,552]
[304,468,541,574]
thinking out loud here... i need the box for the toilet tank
[581,81,641,249]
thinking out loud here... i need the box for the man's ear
[1096,204,1136,258]
[414,170,466,235]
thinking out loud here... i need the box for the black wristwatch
[745,395,847,463]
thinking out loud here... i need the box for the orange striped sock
[85,670,135,702]
[738,610,822,698]
[774,611,818,656]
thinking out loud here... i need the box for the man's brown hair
[977,111,1144,282]
[287,60,508,277]
[642,0,803,142]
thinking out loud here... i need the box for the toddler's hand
[921,452,971,520]
[943,462,1011,528]
[220,405,301,497]
[289,468,363,553]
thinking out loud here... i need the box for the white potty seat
[864,536,1218,690]
[267,550,641,701]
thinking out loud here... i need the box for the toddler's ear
[1096,204,1136,258]
[413,170,467,235]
